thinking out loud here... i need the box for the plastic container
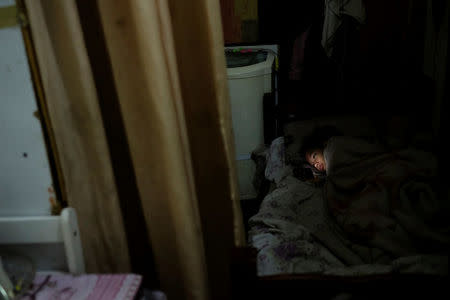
[225,49,275,199]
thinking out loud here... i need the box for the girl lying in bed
[299,126,450,258]
[297,126,341,180]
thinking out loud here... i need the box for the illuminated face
[306,148,326,172]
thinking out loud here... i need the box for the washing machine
[225,45,278,200]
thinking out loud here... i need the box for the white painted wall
[0,0,54,216]
[0,0,13,8]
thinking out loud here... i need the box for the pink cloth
[19,273,142,300]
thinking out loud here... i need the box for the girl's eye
[313,153,317,159]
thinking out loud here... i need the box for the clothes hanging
[322,0,366,57]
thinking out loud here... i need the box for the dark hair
[300,125,342,160]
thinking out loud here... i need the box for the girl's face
[306,148,326,172]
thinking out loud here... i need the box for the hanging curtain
[23,0,244,297]
[23,0,132,272]
[97,1,245,300]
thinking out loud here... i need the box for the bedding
[248,134,449,277]
[324,136,450,258]
[264,137,293,185]
[283,115,377,167]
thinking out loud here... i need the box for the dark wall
[257,0,436,128]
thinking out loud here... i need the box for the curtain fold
[26,0,245,297]
[97,0,207,299]
[97,0,244,299]
[167,0,245,248]
[166,0,246,298]
[24,0,131,272]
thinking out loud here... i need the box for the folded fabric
[19,273,142,300]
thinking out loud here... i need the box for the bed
[235,115,449,299]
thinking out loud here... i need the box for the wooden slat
[23,0,131,272]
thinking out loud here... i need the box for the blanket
[248,136,448,276]
[248,176,347,275]
[324,136,450,259]
[248,174,448,276]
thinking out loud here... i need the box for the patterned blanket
[248,137,449,276]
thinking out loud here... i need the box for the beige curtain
[23,0,132,272]
[97,1,245,300]
[25,0,245,298]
